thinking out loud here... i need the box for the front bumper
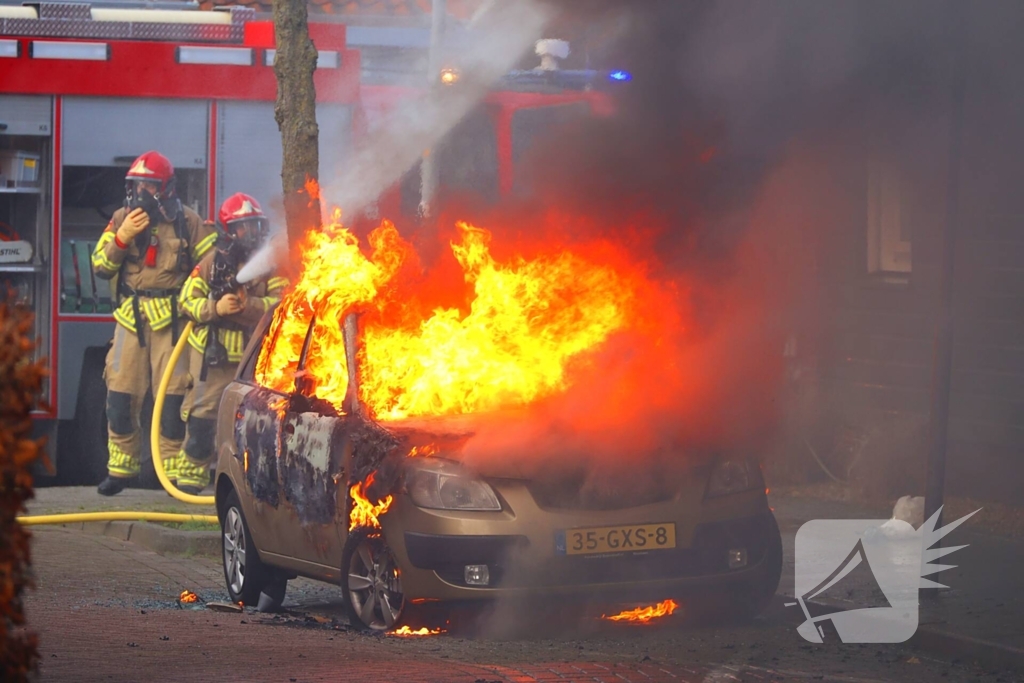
[382,484,779,602]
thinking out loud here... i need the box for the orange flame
[389,625,446,637]
[407,444,439,457]
[601,599,678,623]
[255,216,638,421]
[348,472,393,531]
[179,590,199,604]
[255,217,405,408]
[304,176,321,202]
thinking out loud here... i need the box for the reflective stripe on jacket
[91,206,215,333]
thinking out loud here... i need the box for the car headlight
[705,458,764,498]
[405,459,501,511]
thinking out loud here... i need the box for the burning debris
[601,599,679,624]
[388,626,446,637]
[177,590,199,605]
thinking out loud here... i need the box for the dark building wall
[817,3,1024,504]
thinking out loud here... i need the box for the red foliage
[0,300,46,680]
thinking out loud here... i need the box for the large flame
[256,212,640,421]
[255,212,403,408]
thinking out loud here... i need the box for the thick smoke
[438,0,967,487]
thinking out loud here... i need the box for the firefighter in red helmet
[91,151,216,496]
[174,193,288,492]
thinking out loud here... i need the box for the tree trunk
[273,0,321,269]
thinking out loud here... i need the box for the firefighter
[91,151,216,496]
[174,193,288,492]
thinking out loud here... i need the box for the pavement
[772,494,1024,671]
[25,485,1024,674]
[25,527,1013,683]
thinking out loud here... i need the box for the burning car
[214,219,783,631]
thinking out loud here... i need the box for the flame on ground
[601,599,678,623]
[255,213,641,421]
[179,590,199,604]
[389,625,446,637]
[348,472,393,530]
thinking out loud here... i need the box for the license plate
[556,523,676,556]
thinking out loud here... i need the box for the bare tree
[272,0,322,268]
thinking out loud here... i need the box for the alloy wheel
[346,534,404,630]
[223,507,247,596]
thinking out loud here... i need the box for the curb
[911,626,1024,673]
[778,595,1024,673]
[62,520,221,557]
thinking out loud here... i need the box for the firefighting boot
[176,452,209,496]
[97,476,130,497]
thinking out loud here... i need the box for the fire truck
[0,2,617,484]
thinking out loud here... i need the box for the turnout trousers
[104,323,190,479]
[175,346,237,489]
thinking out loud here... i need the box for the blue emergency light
[608,70,632,82]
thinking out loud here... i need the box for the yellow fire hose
[19,320,218,526]
[148,320,217,506]
[18,511,218,526]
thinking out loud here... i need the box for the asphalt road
[25,526,1017,683]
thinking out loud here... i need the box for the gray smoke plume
[238,0,557,283]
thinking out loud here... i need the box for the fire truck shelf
[0,187,42,194]
[0,264,43,273]
[0,264,42,272]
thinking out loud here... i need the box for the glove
[116,208,150,244]
[215,293,242,317]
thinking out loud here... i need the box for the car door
[222,311,348,579]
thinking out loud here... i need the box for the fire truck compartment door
[62,97,207,169]
[216,101,351,209]
[0,95,52,136]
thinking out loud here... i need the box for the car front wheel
[342,526,406,631]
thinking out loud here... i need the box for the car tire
[342,526,406,631]
[221,490,280,606]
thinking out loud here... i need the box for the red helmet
[218,193,269,252]
[125,150,176,199]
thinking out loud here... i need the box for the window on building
[867,160,912,275]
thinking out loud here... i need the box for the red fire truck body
[1,3,359,481]
[0,3,611,483]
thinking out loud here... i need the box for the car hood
[376,410,712,510]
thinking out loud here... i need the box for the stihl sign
[0,241,33,263]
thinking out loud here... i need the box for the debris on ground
[206,602,244,613]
